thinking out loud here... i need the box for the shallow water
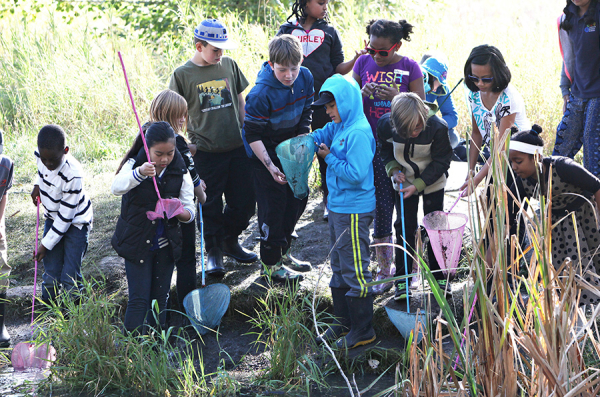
[0,366,49,397]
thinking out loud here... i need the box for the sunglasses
[365,43,399,57]
[468,75,494,84]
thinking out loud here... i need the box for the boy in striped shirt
[31,125,93,306]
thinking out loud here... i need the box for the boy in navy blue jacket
[243,34,314,284]
[311,74,376,349]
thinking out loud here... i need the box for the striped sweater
[35,151,93,250]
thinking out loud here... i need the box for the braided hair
[561,0,598,31]
[287,0,330,23]
[366,19,414,44]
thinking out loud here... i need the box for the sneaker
[262,264,304,285]
[394,282,410,301]
[281,251,312,272]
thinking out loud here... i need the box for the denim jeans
[124,247,174,333]
[553,94,600,177]
[41,220,89,301]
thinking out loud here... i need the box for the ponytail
[366,19,414,44]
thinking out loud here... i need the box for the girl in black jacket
[112,122,195,334]
[378,92,452,301]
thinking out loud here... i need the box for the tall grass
[34,278,209,396]
[0,0,565,184]
[369,127,600,395]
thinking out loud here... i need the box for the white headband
[509,141,543,155]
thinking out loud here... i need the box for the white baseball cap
[194,19,237,50]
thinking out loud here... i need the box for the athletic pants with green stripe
[328,210,374,298]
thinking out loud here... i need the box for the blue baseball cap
[194,19,237,50]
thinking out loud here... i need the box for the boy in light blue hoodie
[311,74,376,349]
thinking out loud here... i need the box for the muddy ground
[1,162,473,394]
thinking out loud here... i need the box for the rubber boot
[261,261,304,285]
[335,295,376,349]
[317,287,350,344]
[372,236,395,295]
[0,292,10,347]
[282,243,312,272]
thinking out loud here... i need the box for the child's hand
[33,244,47,262]
[317,143,330,159]
[392,171,406,185]
[268,164,287,185]
[199,179,207,190]
[354,48,367,60]
[31,185,40,206]
[361,82,378,98]
[194,184,207,205]
[375,81,399,101]
[139,162,156,177]
[399,184,417,199]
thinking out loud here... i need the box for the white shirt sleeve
[179,172,195,224]
[111,158,148,196]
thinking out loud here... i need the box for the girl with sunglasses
[352,19,424,294]
[554,0,600,178]
[460,44,530,192]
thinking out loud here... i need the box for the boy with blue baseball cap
[169,18,258,277]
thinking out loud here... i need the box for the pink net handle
[117,51,165,214]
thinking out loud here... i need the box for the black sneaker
[394,282,410,301]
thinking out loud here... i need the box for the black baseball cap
[312,91,335,107]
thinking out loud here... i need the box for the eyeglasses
[365,43,399,57]
[468,75,494,84]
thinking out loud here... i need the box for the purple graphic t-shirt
[353,55,422,135]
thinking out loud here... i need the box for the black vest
[112,148,188,264]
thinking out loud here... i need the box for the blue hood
[319,74,364,127]
[310,74,375,214]
[255,61,291,89]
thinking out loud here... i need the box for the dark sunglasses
[468,75,494,84]
[365,43,399,57]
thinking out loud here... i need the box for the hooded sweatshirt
[243,61,314,157]
[277,19,344,97]
[310,74,375,214]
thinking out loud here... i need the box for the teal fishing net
[275,135,315,200]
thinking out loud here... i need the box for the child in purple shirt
[352,19,424,294]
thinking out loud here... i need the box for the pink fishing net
[146,198,185,221]
[423,211,468,277]
[11,342,56,370]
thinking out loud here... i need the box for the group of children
[0,0,599,349]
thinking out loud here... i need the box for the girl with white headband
[508,124,600,305]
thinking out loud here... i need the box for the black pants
[193,146,256,250]
[124,247,174,333]
[252,157,308,266]
[313,106,329,201]
[176,220,197,309]
[394,189,445,280]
